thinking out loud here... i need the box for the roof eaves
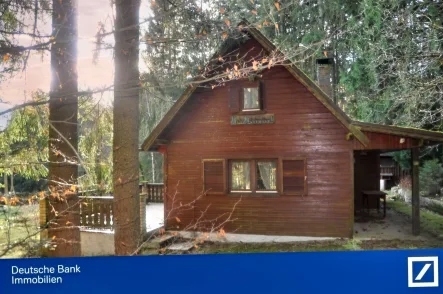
[352,121,443,143]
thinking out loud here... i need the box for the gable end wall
[162,39,354,238]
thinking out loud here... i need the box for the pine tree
[113,0,141,255]
[47,0,80,257]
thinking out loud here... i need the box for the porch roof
[352,121,443,144]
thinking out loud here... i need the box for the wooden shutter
[281,158,307,195]
[203,159,225,194]
[258,80,265,110]
[228,85,240,113]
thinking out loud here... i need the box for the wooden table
[362,191,387,218]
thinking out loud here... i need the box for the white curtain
[257,162,276,190]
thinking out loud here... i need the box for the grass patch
[388,200,443,239]
[360,239,443,250]
[142,238,443,256]
[425,202,443,216]
[193,239,443,255]
[0,205,40,258]
[193,240,349,254]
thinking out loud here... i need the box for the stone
[404,190,412,203]
[167,241,194,252]
[141,249,159,256]
[143,234,176,249]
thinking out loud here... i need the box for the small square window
[243,88,260,111]
[256,161,277,191]
[230,161,251,191]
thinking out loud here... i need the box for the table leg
[362,194,365,215]
[363,195,369,216]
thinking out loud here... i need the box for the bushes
[399,176,411,191]
[420,159,443,197]
[426,201,443,216]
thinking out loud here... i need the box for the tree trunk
[411,147,420,235]
[10,172,14,194]
[4,173,8,195]
[113,0,141,255]
[47,0,80,257]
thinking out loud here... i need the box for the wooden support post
[411,147,420,235]
[39,198,49,257]
[140,193,146,237]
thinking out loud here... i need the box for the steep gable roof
[142,23,443,151]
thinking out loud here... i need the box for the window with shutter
[281,158,307,195]
[203,159,225,194]
[228,80,265,114]
[228,159,278,195]
[242,88,260,111]
[240,81,262,112]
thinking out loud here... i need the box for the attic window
[229,81,264,114]
[243,88,260,111]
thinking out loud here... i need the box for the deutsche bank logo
[408,257,439,287]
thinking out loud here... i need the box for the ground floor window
[229,159,278,194]
[203,157,306,196]
[230,160,251,191]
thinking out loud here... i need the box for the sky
[0,0,150,129]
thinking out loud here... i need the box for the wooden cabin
[141,24,443,238]
[379,153,408,190]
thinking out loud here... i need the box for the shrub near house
[420,159,443,197]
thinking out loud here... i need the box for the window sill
[228,191,279,197]
[238,110,267,115]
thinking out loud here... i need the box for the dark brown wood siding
[353,131,420,150]
[354,151,380,211]
[161,39,354,238]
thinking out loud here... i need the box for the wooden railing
[380,165,410,184]
[78,183,164,230]
[79,196,114,229]
[380,166,395,176]
[141,183,164,203]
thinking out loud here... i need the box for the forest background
[1,0,443,199]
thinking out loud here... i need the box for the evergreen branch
[0,100,48,117]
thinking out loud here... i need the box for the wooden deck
[78,183,164,230]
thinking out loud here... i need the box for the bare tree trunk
[4,173,8,195]
[47,0,80,257]
[10,171,14,194]
[113,0,141,255]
